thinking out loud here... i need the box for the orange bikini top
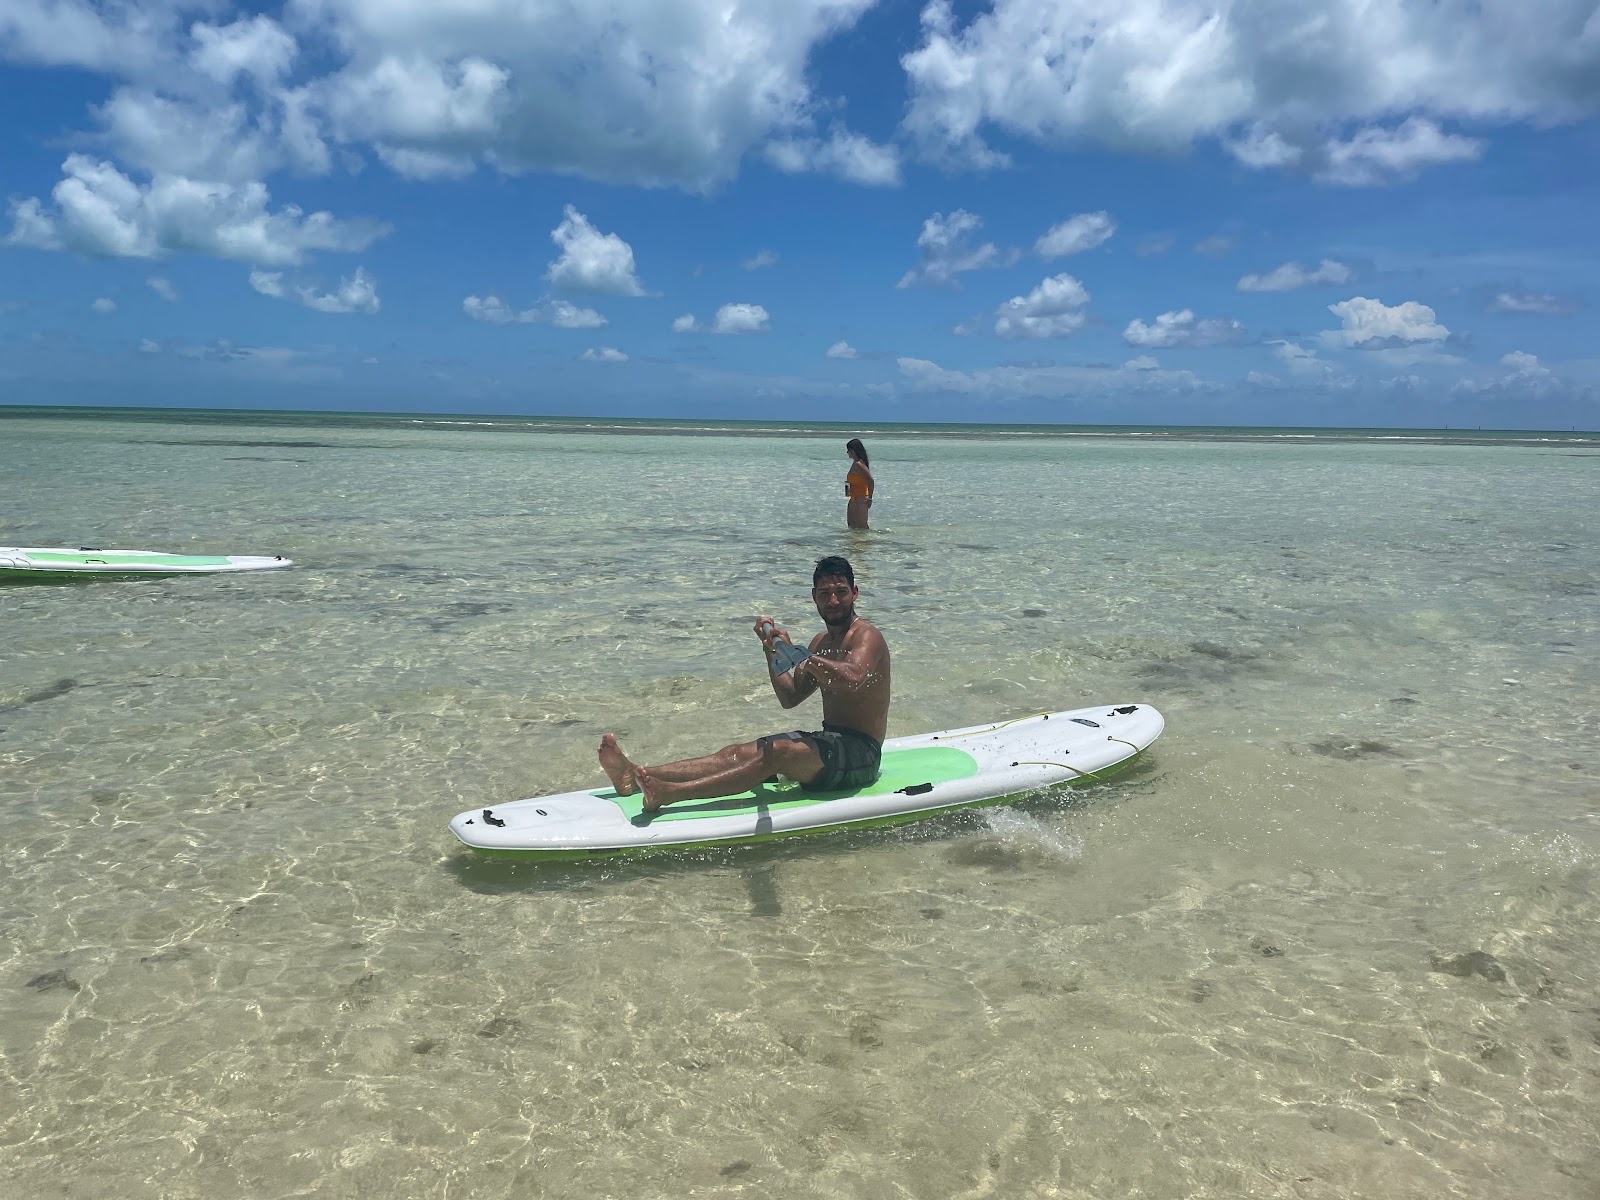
[846,472,873,500]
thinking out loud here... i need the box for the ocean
[2,405,1597,1198]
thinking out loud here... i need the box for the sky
[2,0,1599,429]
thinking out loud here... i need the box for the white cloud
[743,249,778,270]
[7,155,387,265]
[581,346,628,362]
[1035,211,1115,259]
[147,276,178,301]
[138,338,161,353]
[1194,235,1234,258]
[0,0,182,74]
[1268,340,1329,374]
[545,206,647,296]
[1238,259,1355,292]
[188,15,297,86]
[1323,296,1449,348]
[712,303,770,334]
[251,266,380,313]
[301,0,878,190]
[1453,349,1588,399]
[993,273,1091,339]
[1490,289,1581,315]
[1124,355,1159,371]
[91,297,115,314]
[826,340,859,358]
[462,295,606,327]
[375,146,477,180]
[1316,117,1483,185]
[897,209,1017,288]
[764,129,902,186]
[1501,350,1550,376]
[900,1,1589,182]
[1124,309,1246,348]
[672,305,772,334]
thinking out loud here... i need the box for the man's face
[812,576,858,627]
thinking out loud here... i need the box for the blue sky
[2,0,1598,428]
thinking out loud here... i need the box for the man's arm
[756,620,821,709]
[795,626,884,691]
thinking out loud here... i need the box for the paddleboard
[450,702,1164,861]
[0,547,292,577]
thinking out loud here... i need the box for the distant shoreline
[2,403,1595,447]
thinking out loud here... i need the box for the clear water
[2,409,1597,1198]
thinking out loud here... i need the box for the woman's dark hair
[846,438,869,466]
[813,556,855,588]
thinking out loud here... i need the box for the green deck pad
[24,552,233,567]
[601,745,980,823]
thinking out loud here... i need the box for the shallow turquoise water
[2,409,1597,1198]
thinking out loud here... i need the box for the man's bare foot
[635,766,686,813]
[598,733,638,796]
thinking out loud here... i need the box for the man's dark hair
[813,555,855,588]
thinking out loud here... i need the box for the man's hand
[753,616,792,650]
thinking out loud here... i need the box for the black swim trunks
[760,722,883,792]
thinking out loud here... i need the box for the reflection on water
[1,411,1596,1199]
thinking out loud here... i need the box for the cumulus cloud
[1490,288,1582,315]
[303,0,878,190]
[765,129,902,186]
[188,15,297,86]
[743,249,778,270]
[1451,349,1591,399]
[147,276,178,301]
[1124,355,1160,371]
[91,297,116,314]
[251,266,380,313]
[1323,296,1449,348]
[462,295,606,327]
[897,209,1017,288]
[1267,340,1329,374]
[712,303,771,334]
[673,304,771,334]
[1238,259,1355,292]
[1315,117,1483,185]
[826,340,859,358]
[1034,211,1114,258]
[993,273,1091,339]
[1123,309,1246,348]
[6,155,388,265]
[545,206,647,296]
[1194,235,1234,258]
[581,346,628,362]
[900,1,1592,182]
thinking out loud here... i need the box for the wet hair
[846,438,869,466]
[813,555,855,588]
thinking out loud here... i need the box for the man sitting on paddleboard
[598,555,891,812]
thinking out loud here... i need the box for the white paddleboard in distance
[0,547,292,576]
[450,702,1164,861]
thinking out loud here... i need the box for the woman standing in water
[845,438,874,530]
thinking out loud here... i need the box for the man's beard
[822,605,856,631]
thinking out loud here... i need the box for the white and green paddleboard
[0,546,292,577]
[450,703,1164,861]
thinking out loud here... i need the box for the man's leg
[636,735,824,812]
[599,734,752,796]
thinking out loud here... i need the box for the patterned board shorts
[760,723,883,792]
